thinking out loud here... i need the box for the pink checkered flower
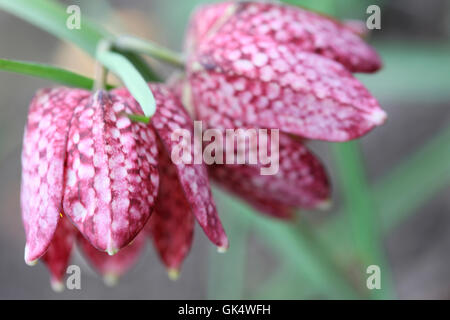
[21,85,227,288]
[179,1,386,217]
[185,1,386,141]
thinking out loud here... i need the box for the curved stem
[93,61,107,91]
[94,39,111,91]
[114,35,185,69]
[96,39,156,117]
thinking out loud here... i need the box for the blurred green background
[0,0,449,299]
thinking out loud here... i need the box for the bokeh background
[0,0,449,299]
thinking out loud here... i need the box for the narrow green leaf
[97,49,155,117]
[114,36,185,69]
[0,58,113,90]
[331,142,394,299]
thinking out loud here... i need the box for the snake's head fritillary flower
[21,85,227,287]
[114,84,228,273]
[21,88,159,263]
[184,1,387,142]
[173,1,387,217]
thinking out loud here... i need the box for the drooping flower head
[21,85,227,287]
[179,1,386,217]
[185,1,386,141]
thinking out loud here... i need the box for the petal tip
[103,273,119,287]
[50,279,65,292]
[217,246,228,254]
[219,234,229,251]
[24,246,38,266]
[367,109,388,126]
[106,247,119,256]
[316,199,333,211]
[25,259,38,267]
[167,268,180,281]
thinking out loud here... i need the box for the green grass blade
[0,58,114,90]
[331,142,394,299]
[114,36,185,68]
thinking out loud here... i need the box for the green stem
[96,40,156,117]
[94,41,110,91]
[118,50,162,82]
[114,36,185,69]
[332,141,394,299]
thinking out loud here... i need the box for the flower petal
[63,91,159,254]
[189,49,386,142]
[77,231,146,284]
[343,20,370,37]
[41,216,76,291]
[114,85,229,249]
[21,88,89,263]
[148,143,195,273]
[190,2,381,73]
[208,133,330,217]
